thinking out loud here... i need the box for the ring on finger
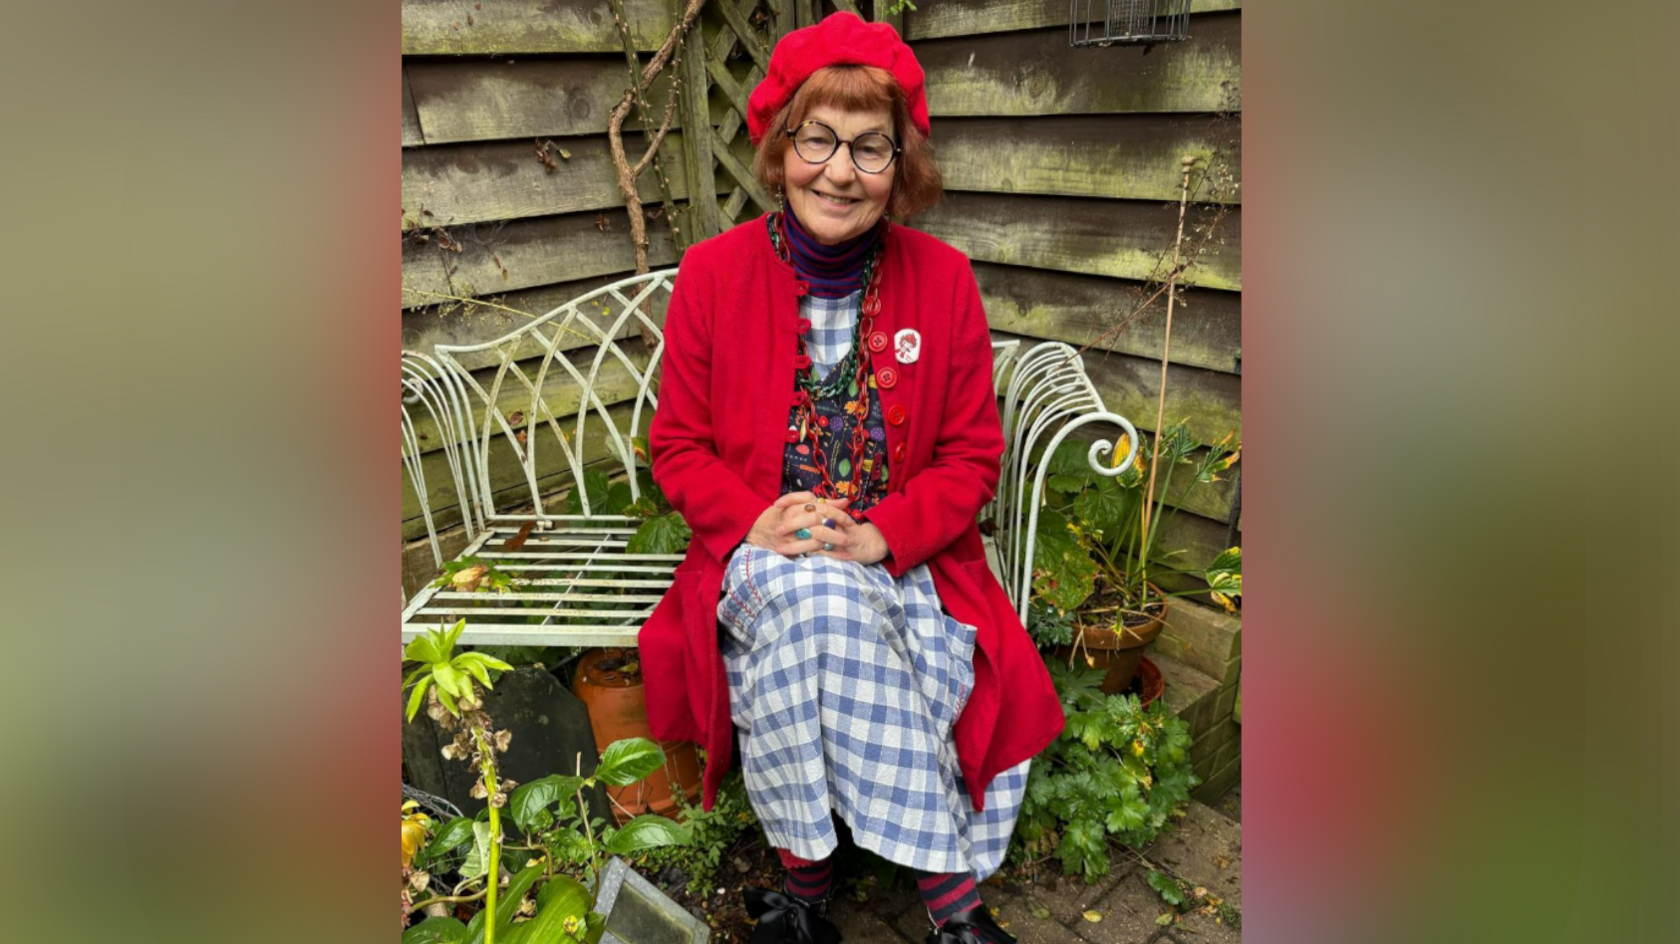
[795,528,812,540]
[822,517,835,529]
[822,542,834,551]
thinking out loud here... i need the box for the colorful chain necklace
[771,211,889,513]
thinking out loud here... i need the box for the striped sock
[783,857,834,903]
[916,871,981,927]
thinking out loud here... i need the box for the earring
[776,188,785,214]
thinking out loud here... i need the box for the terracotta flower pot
[1053,592,1169,696]
[571,648,703,825]
[1133,656,1164,708]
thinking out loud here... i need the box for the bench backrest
[401,268,1137,623]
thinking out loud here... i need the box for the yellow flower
[1132,739,1146,757]
[1112,435,1132,469]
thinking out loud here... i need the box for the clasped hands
[745,491,889,565]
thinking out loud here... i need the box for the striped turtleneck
[782,207,882,298]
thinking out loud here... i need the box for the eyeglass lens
[791,122,896,173]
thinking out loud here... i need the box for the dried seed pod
[470,780,489,799]
[494,729,513,752]
[490,792,508,809]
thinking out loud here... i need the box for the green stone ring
[795,528,812,540]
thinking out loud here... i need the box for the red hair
[752,65,942,221]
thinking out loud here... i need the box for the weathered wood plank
[976,262,1241,374]
[408,58,678,145]
[402,68,425,147]
[937,114,1239,203]
[906,0,1238,41]
[402,272,672,368]
[401,133,690,230]
[913,192,1241,290]
[1080,347,1242,446]
[916,13,1241,115]
[682,21,722,238]
[402,235,455,309]
[402,0,673,55]
[456,207,682,300]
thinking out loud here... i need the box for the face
[782,103,896,245]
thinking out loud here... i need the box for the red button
[868,331,888,353]
[796,318,811,333]
[786,426,800,443]
[887,405,907,426]
[894,442,907,462]
[862,296,882,317]
[794,280,810,297]
[876,367,898,389]
[793,354,812,369]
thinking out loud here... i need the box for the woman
[642,13,1062,944]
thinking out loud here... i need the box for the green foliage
[636,770,758,897]
[1030,426,1240,616]
[505,737,693,888]
[402,622,513,722]
[1011,661,1199,882]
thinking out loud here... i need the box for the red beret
[747,11,929,148]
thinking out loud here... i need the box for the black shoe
[743,886,841,944]
[925,904,1016,944]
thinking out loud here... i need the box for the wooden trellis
[678,1,902,243]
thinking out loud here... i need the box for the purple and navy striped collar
[783,208,882,299]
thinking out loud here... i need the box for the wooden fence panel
[402,0,674,55]
[914,192,1241,290]
[403,275,671,368]
[915,13,1240,116]
[1080,349,1243,446]
[407,58,678,144]
[401,133,690,229]
[906,0,1239,41]
[401,206,682,308]
[976,263,1241,374]
[937,114,1239,203]
[402,68,425,146]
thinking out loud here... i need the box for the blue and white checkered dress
[718,291,1030,880]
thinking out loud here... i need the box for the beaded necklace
[771,211,889,515]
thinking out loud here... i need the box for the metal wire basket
[1070,0,1193,47]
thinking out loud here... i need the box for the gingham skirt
[719,543,1030,879]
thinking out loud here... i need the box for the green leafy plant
[1032,426,1240,621]
[570,439,691,556]
[1146,868,1241,930]
[1011,661,1198,882]
[504,736,694,887]
[634,768,758,896]
[403,621,516,943]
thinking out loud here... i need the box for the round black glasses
[785,120,900,174]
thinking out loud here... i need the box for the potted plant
[1030,424,1240,693]
[402,621,697,944]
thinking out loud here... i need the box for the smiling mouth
[813,191,860,207]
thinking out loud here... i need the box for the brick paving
[752,788,1243,944]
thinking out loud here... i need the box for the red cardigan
[643,215,1064,812]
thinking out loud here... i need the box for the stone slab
[1193,759,1241,805]
[1078,871,1178,944]
[1141,802,1242,909]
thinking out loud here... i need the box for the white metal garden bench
[400,268,1138,646]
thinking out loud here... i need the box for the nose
[822,147,858,187]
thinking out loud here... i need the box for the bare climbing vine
[606,0,710,276]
